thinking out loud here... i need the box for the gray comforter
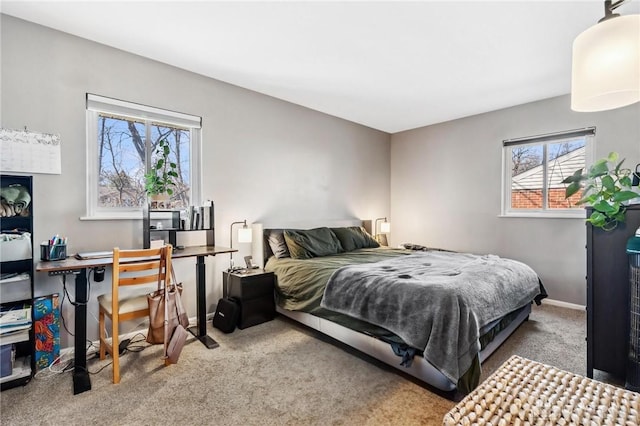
[320,251,542,384]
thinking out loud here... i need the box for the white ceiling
[2,1,639,133]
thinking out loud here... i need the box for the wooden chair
[97,245,172,384]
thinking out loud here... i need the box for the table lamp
[229,220,252,270]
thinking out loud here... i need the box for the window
[501,127,595,217]
[85,94,202,219]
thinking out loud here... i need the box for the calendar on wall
[0,128,61,175]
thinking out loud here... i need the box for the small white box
[0,233,32,262]
[0,273,31,303]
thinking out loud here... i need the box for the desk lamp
[375,217,391,245]
[229,220,252,271]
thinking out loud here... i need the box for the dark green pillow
[331,226,379,252]
[284,228,344,259]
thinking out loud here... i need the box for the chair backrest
[112,245,173,300]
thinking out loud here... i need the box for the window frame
[500,127,595,219]
[84,94,202,220]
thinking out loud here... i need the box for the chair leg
[98,310,106,361]
[112,316,120,384]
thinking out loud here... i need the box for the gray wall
[390,95,640,306]
[1,15,391,347]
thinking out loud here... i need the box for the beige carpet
[0,304,605,425]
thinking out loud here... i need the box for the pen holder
[40,243,67,261]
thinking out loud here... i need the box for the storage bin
[0,344,13,378]
[0,233,32,262]
[0,273,31,303]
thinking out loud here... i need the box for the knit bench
[443,355,640,425]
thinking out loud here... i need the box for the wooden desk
[36,245,235,395]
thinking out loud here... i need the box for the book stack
[188,201,213,230]
[0,305,31,378]
[0,305,32,341]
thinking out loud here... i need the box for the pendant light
[571,0,640,112]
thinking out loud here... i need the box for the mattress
[265,246,542,391]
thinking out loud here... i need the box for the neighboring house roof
[512,146,585,190]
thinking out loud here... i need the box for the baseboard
[543,298,585,311]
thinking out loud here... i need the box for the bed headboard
[251,219,370,267]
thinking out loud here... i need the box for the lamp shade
[380,221,391,233]
[238,226,253,243]
[571,14,640,112]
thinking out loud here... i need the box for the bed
[252,220,546,394]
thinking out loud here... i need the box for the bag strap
[163,247,170,359]
[171,266,178,288]
[156,248,166,292]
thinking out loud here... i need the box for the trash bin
[626,234,640,391]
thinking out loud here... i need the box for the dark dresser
[587,205,640,379]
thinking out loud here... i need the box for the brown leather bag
[147,264,189,345]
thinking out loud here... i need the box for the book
[0,272,30,284]
[0,329,29,345]
[189,206,196,230]
[0,323,31,335]
[0,307,31,327]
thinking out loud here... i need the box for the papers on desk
[0,306,32,335]
[74,251,112,260]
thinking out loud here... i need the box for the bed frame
[251,220,531,392]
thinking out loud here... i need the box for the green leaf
[614,159,625,174]
[612,190,640,202]
[592,200,616,214]
[588,161,609,178]
[607,152,619,163]
[601,175,615,191]
[587,211,606,226]
[562,168,584,184]
[565,182,582,198]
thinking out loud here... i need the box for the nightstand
[222,269,275,329]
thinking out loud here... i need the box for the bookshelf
[0,174,34,390]
[142,202,215,249]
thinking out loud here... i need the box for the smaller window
[502,127,595,217]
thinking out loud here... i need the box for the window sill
[499,212,586,219]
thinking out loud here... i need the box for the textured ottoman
[443,355,640,425]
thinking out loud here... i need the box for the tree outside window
[97,116,191,209]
